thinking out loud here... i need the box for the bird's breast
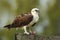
[33,14,39,22]
[28,14,39,26]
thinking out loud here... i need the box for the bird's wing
[12,13,33,27]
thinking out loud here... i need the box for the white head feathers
[31,8,39,13]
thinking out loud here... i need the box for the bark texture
[15,33,60,40]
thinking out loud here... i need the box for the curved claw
[24,32,30,35]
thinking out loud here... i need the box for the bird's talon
[24,32,30,35]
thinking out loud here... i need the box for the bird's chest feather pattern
[33,14,39,22]
[28,13,39,26]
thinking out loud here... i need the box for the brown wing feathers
[4,13,33,29]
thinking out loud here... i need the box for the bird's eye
[35,10,39,12]
[35,10,38,12]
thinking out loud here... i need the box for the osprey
[4,8,40,34]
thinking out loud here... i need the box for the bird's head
[31,8,40,14]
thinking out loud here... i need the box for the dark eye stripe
[35,10,38,11]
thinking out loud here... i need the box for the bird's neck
[31,12,39,17]
[31,11,39,22]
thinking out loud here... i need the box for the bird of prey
[4,8,40,35]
